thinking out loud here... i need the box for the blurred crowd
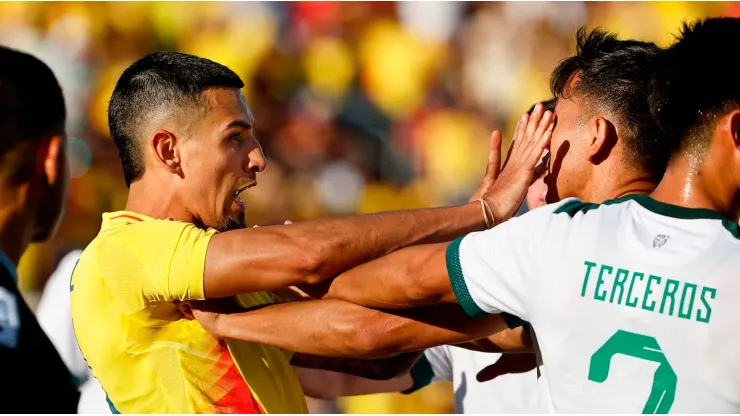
[2,1,737,413]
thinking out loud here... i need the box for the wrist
[472,198,497,230]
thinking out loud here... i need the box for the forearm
[290,204,485,281]
[453,326,533,353]
[325,243,455,310]
[205,204,485,298]
[293,366,413,400]
[291,352,422,380]
[210,299,508,358]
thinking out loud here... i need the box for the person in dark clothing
[0,45,77,413]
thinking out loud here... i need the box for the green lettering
[642,275,661,312]
[697,287,717,324]
[678,283,697,320]
[595,264,613,302]
[581,261,597,297]
[626,272,644,308]
[659,279,680,316]
[609,268,630,305]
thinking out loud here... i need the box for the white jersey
[447,195,740,413]
[421,345,537,413]
[36,250,111,414]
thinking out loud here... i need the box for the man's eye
[230,133,242,143]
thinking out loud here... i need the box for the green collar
[555,194,740,238]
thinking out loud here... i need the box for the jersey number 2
[588,330,676,414]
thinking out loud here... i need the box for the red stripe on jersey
[110,214,144,222]
[213,344,265,414]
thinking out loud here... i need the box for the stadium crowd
[2,1,740,414]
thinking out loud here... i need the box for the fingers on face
[488,130,503,175]
[513,113,528,145]
[524,103,544,139]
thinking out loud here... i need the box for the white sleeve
[445,199,577,322]
[424,346,453,382]
[403,346,453,394]
[37,250,89,381]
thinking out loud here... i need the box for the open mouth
[233,181,257,211]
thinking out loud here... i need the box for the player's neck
[0,185,33,267]
[651,157,739,221]
[125,179,194,224]
[588,170,657,204]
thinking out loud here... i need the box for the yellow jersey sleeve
[99,219,216,312]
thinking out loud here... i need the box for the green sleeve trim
[446,237,488,318]
[402,354,434,394]
[501,313,528,329]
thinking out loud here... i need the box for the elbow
[396,269,445,309]
[337,311,404,359]
[281,236,326,285]
[349,315,413,359]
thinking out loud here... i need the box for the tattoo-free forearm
[290,352,422,380]
[211,299,508,358]
[453,326,533,353]
[293,366,413,400]
[325,242,455,310]
[204,204,485,298]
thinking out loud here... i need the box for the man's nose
[245,142,267,173]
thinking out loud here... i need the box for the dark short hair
[649,17,740,159]
[0,46,65,163]
[550,27,666,178]
[108,52,245,187]
[527,99,557,115]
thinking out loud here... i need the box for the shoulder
[96,215,217,257]
[104,215,216,240]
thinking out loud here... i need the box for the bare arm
[204,205,486,298]
[193,298,510,358]
[293,366,413,400]
[453,326,533,353]
[290,352,422,380]
[325,242,455,310]
[204,109,553,299]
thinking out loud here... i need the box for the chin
[214,217,247,232]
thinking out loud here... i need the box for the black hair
[527,98,557,115]
[0,46,66,164]
[550,27,666,178]
[649,17,740,160]
[108,52,244,187]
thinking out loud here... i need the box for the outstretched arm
[293,366,414,400]
[325,242,455,310]
[204,208,485,298]
[290,352,421,380]
[204,108,553,298]
[192,299,512,359]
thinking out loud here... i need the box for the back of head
[649,18,740,161]
[108,52,244,187]
[0,46,67,243]
[0,46,66,183]
[550,28,666,178]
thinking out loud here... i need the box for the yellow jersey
[70,211,308,414]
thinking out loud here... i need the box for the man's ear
[729,109,740,148]
[40,135,64,187]
[151,129,181,174]
[586,116,618,165]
